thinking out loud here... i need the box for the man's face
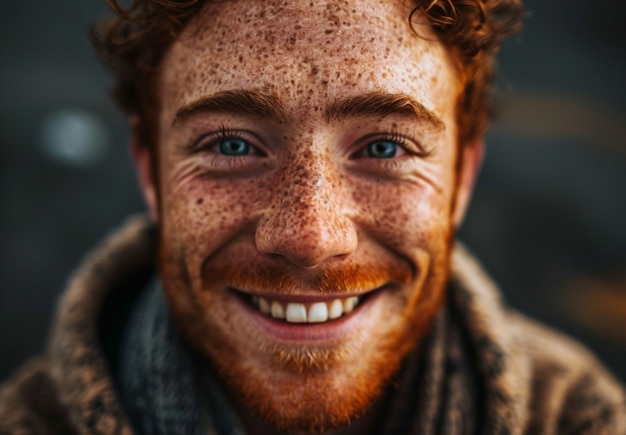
[136,0,477,431]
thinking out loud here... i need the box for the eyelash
[360,130,432,158]
[187,125,256,155]
[375,130,407,147]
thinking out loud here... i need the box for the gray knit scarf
[118,282,244,435]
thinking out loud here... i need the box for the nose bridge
[289,149,333,208]
[255,148,357,268]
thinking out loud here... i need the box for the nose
[255,154,358,268]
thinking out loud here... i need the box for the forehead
[160,0,458,124]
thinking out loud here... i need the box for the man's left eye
[219,138,250,156]
[366,140,398,159]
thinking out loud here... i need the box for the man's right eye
[218,138,250,156]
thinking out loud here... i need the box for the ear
[130,116,159,222]
[452,138,484,228]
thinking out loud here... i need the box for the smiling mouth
[249,295,362,324]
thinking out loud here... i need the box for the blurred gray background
[1,0,625,382]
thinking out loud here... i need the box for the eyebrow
[173,89,286,126]
[326,91,444,129]
[173,89,444,130]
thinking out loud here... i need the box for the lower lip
[234,289,385,342]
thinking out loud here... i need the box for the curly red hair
[92,0,522,146]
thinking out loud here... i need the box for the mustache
[201,261,414,294]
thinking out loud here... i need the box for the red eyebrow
[173,89,286,126]
[326,91,444,129]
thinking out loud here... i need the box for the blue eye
[219,138,250,156]
[367,140,397,159]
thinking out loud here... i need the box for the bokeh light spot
[40,109,109,167]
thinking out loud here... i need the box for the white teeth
[328,299,343,319]
[259,297,270,314]
[343,296,358,313]
[286,303,307,323]
[271,301,285,319]
[308,302,328,323]
[253,295,362,323]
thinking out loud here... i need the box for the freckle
[196,198,204,205]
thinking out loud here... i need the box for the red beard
[160,244,451,433]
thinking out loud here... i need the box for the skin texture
[132,0,483,433]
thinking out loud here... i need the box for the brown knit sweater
[0,216,624,434]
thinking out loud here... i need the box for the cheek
[350,180,452,252]
[161,176,270,263]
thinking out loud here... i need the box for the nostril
[255,213,358,268]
